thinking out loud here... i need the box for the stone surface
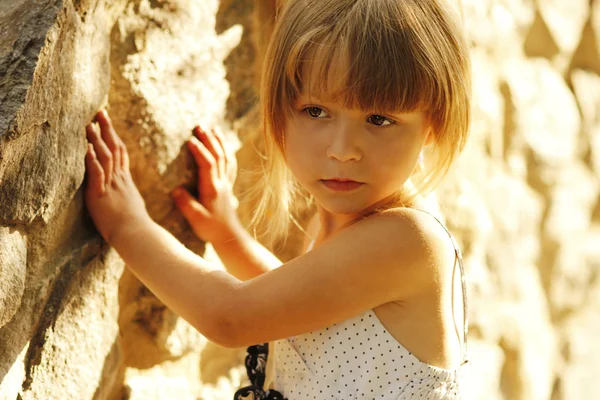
[538,0,589,55]
[0,0,62,140]
[572,69,600,179]
[591,1,600,73]
[557,303,600,399]
[469,49,504,162]
[462,0,535,63]
[0,192,104,395]
[0,227,26,328]
[461,339,504,400]
[502,58,581,168]
[18,247,125,400]
[0,0,128,398]
[123,352,202,400]
[0,345,28,400]
[0,0,126,225]
[541,163,599,319]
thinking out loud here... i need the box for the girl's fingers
[213,127,238,183]
[112,133,129,173]
[95,110,122,174]
[187,136,219,200]
[119,141,130,172]
[210,127,231,180]
[85,144,106,196]
[193,126,225,179]
[171,187,211,222]
[86,124,113,187]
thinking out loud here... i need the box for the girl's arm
[108,215,241,345]
[209,223,283,281]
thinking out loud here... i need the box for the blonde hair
[246,0,471,249]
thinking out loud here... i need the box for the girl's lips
[321,179,364,191]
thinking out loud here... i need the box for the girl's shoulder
[327,207,456,300]
[378,206,459,279]
[301,205,454,262]
[338,206,456,281]
[379,206,455,247]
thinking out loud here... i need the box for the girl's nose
[326,121,362,162]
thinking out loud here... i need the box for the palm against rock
[172,125,241,244]
[84,110,151,245]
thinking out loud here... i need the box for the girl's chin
[313,196,379,216]
[314,192,410,216]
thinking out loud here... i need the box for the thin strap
[306,237,316,252]
[414,209,469,364]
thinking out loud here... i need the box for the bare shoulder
[375,207,457,279]
[365,206,443,237]
[376,207,450,239]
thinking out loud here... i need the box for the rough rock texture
[0,228,26,328]
[1,0,600,399]
[0,1,130,399]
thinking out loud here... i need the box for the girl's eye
[367,115,394,126]
[304,106,329,118]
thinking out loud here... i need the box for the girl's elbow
[207,313,240,349]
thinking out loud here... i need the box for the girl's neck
[314,192,425,242]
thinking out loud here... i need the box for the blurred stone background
[0,0,599,399]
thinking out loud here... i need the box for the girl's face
[284,91,432,219]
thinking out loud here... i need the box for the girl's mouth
[320,179,364,191]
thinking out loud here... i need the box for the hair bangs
[283,28,342,108]
[283,11,439,117]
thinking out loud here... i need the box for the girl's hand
[84,110,151,245]
[171,125,241,244]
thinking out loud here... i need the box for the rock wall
[0,0,599,399]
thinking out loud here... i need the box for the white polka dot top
[270,210,469,399]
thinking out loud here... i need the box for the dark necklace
[233,343,287,400]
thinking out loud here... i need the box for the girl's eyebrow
[294,97,330,109]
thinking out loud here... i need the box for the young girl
[83,0,471,398]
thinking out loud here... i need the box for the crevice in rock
[21,239,102,391]
[499,336,524,400]
[568,18,600,77]
[524,9,560,60]
[498,81,516,165]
